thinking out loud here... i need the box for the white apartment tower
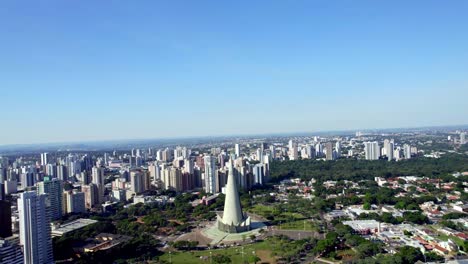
[204,156,217,194]
[18,191,53,264]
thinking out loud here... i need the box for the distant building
[204,156,217,194]
[325,142,334,160]
[403,144,412,159]
[64,190,86,214]
[364,141,380,160]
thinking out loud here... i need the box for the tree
[363,202,371,210]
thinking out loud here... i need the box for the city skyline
[1,1,468,145]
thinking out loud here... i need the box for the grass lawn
[249,204,276,217]
[278,220,317,231]
[158,241,275,264]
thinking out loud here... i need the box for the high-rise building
[37,178,63,221]
[235,144,240,157]
[82,184,99,209]
[461,132,466,145]
[364,142,380,160]
[40,153,48,166]
[130,171,148,194]
[403,144,412,159]
[288,141,298,160]
[91,167,105,203]
[64,190,86,214]
[148,161,161,183]
[0,200,12,238]
[252,164,264,185]
[256,148,263,163]
[325,142,334,160]
[383,139,394,161]
[0,239,24,264]
[204,156,217,194]
[18,191,53,264]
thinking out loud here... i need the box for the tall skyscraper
[403,144,412,159]
[37,178,63,221]
[82,184,99,209]
[204,156,217,194]
[288,141,298,160]
[40,153,48,166]
[325,142,334,160]
[91,167,105,203]
[235,144,240,157]
[364,142,380,160]
[18,191,53,264]
[383,139,394,161]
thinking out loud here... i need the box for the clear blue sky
[1,1,467,145]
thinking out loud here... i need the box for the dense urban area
[0,128,467,264]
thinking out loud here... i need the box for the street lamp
[210,251,212,264]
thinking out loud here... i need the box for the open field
[158,241,276,264]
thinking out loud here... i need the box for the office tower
[40,153,48,166]
[364,142,380,160]
[156,150,162,161]
[64,190,86,214]
[288,141,298,160]
[252,164,264,185]
[461,132,466,145]
[305,144,315,159]
[235,144,240,157]
[0,200,12,238]
[315,143,323,157]
[18,191,53,264]
[204,156,217,194]
[20,173,35,188]
[45,164,55,178]
[403,144,412,159]
[383,139,394,161]
[217,160,251,233]
[37,178,63,221]
[56,165,67,181]
[0,240,24,264]
[82,184,99,209]
[256,148,263,163]
[325,142,334,160]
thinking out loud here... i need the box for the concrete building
[364,141,380,160]
[204,156,217,194]
[37,177,63,221]
[18,191,54,264]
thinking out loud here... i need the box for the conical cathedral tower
[217,158,251,233]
